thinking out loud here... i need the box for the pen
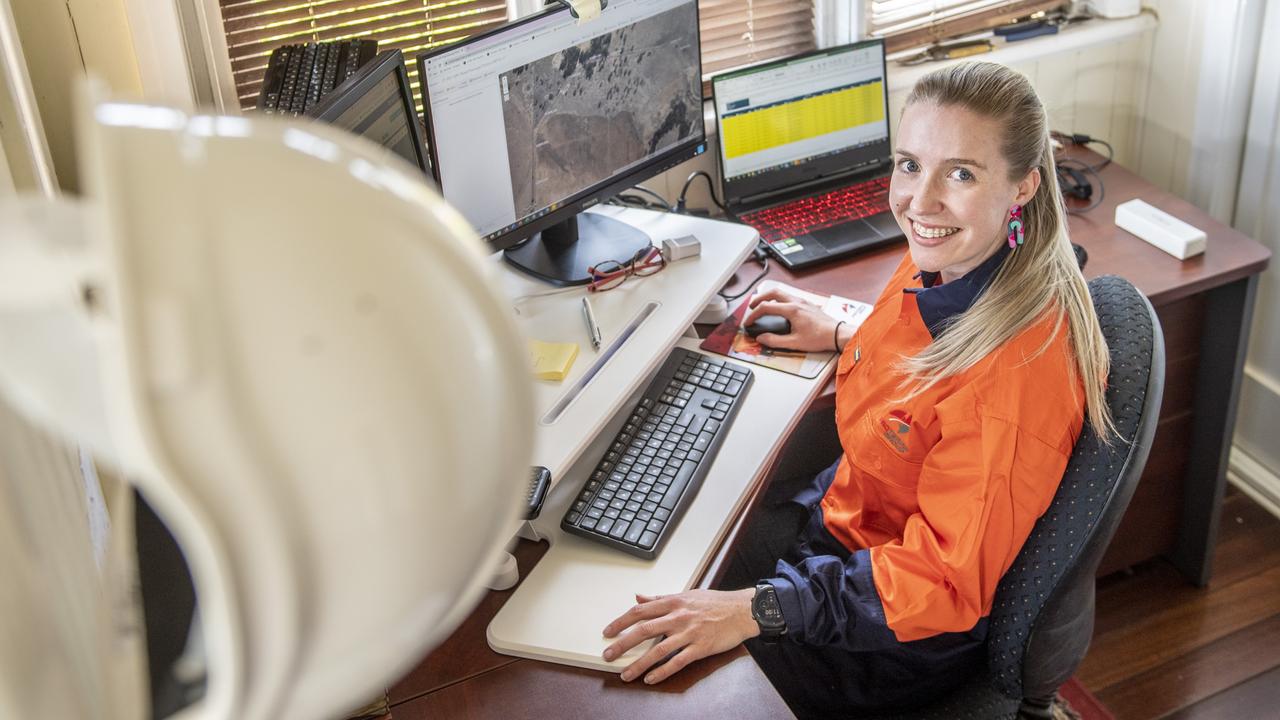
[582,296,603,350]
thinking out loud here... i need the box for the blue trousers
[719,461,986,718]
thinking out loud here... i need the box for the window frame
[183,0,240,112]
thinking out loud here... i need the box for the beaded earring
[1007,204,1024,248]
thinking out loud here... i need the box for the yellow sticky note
[528,339,579,381]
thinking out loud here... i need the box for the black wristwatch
[752,582,787,643]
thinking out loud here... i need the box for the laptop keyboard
[740,176,892,243]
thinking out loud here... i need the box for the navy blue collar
[906,243,1011,338]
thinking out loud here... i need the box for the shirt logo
[879,410,912,453]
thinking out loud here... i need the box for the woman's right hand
[744,288,840,353]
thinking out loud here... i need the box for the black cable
[608,194,648,209]
[608,184,673,211]
[629,184,675,211]
[1051,130,1113,171]
[718,248,770,302]
[677,171,727,215]
[1090,138,1114,170]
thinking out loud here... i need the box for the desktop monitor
[307,49,431,176]
[417,0,706,286]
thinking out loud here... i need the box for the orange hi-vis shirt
[818,250,1085,642]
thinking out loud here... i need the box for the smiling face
[890,102,1041,283]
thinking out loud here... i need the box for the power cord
[718,241,771,302]
[1051,131,1113,172]
[611,172,728,216]
[676,171,727,216]
[609,184,674,212]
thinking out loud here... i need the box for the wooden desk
[385,149,1269,719]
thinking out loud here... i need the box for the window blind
[218,0,510,111]
[217,0,817,112]
[865,0,1065,53]
[699,0,815,76]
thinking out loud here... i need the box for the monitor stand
[503,212,651,287]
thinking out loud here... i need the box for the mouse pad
[699,281,872,379]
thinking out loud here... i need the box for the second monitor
[307,50,430,177]
[417,0,706,286]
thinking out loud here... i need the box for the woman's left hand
[601,588,759,684]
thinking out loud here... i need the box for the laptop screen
[713,39,890,203]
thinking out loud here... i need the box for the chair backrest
[985,275,1165,701]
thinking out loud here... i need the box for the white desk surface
[497,205,758,487]
[487,206,837,671]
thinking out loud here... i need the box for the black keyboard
[258,39,377,115]
[561,347,752,559]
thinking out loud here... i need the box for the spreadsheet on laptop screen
[714,44,889,183]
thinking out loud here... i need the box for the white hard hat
[0,95,533,720]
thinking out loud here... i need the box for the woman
[599,62,1115,715]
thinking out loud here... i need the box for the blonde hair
[898,62,1116,441]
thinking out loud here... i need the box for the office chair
[867,274,1165,720]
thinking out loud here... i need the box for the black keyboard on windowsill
[560,347,752,560]
[258,38,378,116]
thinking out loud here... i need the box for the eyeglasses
[586,246,666,292]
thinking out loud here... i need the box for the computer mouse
[744,314,791,338]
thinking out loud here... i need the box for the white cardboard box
[1114,198,1206,260]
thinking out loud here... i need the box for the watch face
[754,586,785,627]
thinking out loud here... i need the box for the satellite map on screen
[499,2,700,218]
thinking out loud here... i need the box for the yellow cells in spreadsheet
[721,82,885,159]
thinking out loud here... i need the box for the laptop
[711,39,904,270]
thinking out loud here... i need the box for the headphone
[1057,164,1093,201]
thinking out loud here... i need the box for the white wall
[1126,0,1280,504]
[1130,0,1210,196]
[7,0,85,193]
[0,0,55,195]
[0,135,12,195]
[7,0,151,194]
[890,33,1155,170]
[1230,0,1280,498]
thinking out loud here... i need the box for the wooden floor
[1080,487,1280,719]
